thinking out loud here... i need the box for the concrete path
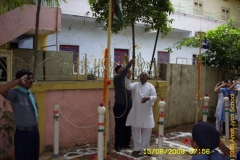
[39,130,240,160]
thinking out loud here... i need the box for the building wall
[160,63,222,127]
[0,63,222,155]
[47,15,199,66]
[60,0,91,16]
[172,0,240,20]
[43,89,116,148]
[44,0,240,66]
[0,80,167,156]
[19,0,240,65]
[60,0,240,21]
[0,5,61,46]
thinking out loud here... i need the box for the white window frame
[221,7,230,21]
[193,1,203,15]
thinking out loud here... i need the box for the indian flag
[113,0,124,25]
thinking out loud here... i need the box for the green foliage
[89,0,174,36]
[0,99,14,160]
[167,18,240,79]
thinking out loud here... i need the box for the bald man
[125,72,157,156]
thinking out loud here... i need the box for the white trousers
[132,127,152,151]
[216,120,222,131]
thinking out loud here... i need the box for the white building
[20,0,240,72]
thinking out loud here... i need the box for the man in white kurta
[125,72,157,153]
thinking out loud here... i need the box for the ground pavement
[39,122,240,160]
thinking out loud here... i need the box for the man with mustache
[0,69,39,160]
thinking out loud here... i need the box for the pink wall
[44,89,115,149]
[0,5,62,46]
[0,89,116,157]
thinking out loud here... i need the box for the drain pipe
[158,99,166,160]
[56,2,59,51]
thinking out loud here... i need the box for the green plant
[166,18,240,79]
[0,99,15,159]
[89,0,174,78]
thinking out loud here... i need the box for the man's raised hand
[20,74,27,84]
[129,58,135,65]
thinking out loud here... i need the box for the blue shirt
[6,88,38,127]
[220,88,235,122]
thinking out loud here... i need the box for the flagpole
[195,31,204,123]
[104,0,112,158]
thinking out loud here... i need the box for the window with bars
[157,52,169,66]
[193,1,203,15]
[114,49,129,67]
[192,54,197,65]
[221,8,230,21]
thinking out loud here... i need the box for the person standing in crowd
[125,72,157,156]
[214,79,235,136]
[113,58,135,152]
[0,69,39,160]
[191,121,230,160]
[214,81,224,132]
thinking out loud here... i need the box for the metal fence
[0,49,159,82]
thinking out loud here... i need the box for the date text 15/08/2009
[143,148,211,155]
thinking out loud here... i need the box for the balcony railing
[173,3,231,21]
[33,0,57,7]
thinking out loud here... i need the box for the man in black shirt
[113,58,135,152]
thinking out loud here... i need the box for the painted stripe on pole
[98,123,104,126]
[98,129,104,132]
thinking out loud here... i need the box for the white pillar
[203,94,210,122]
[53,104,59,158]
[224,97,229,139]
[158,99,166,160]
[97,103,106,160]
